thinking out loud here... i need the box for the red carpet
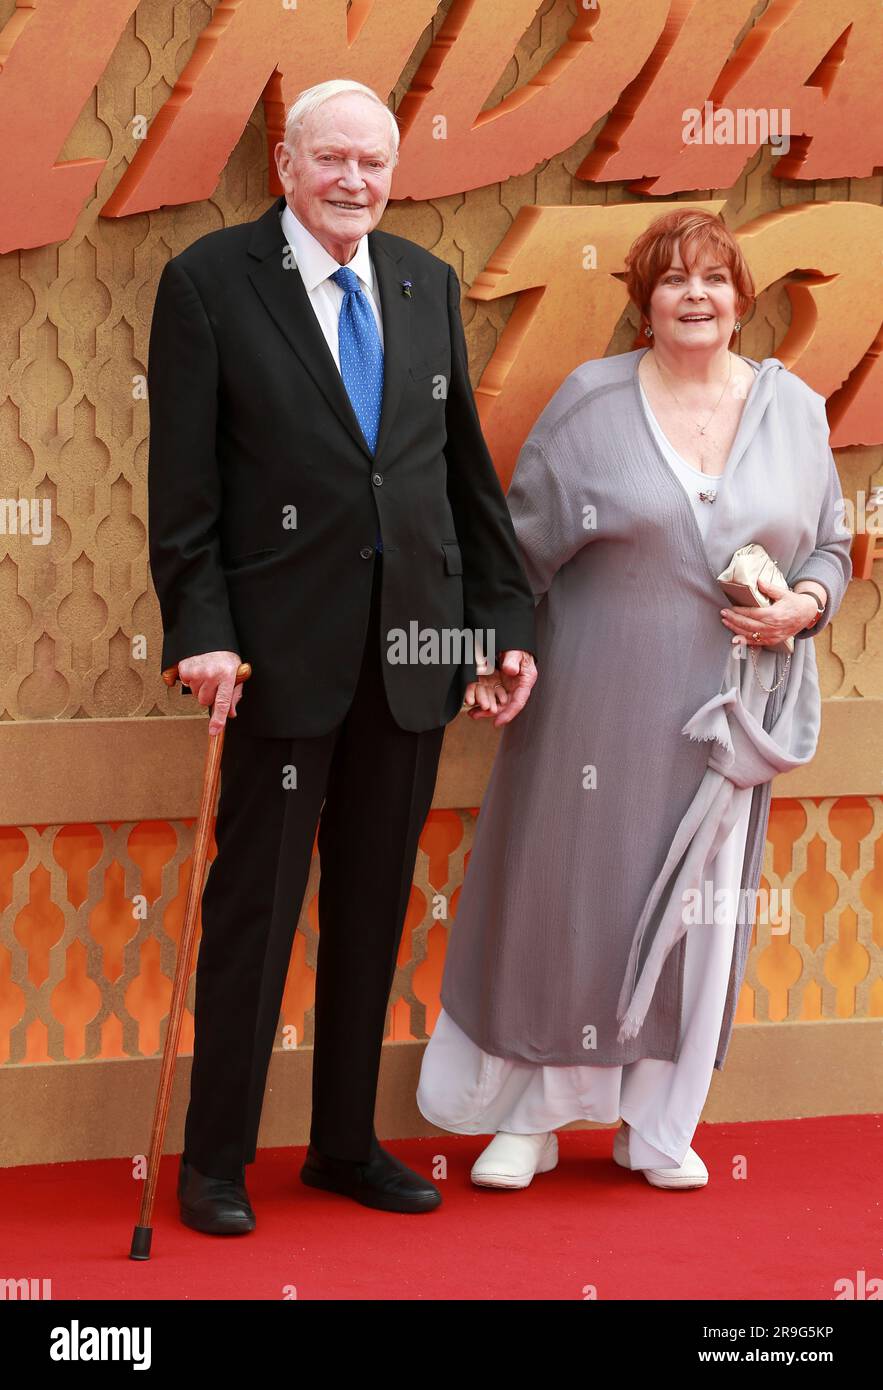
[2,1115,879,1300]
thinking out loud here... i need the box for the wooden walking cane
[129,659,251,1261]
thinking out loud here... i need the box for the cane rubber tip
[129,1226,153,1260]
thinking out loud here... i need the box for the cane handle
[162,661,252,688]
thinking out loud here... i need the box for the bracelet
[798,590,826,628]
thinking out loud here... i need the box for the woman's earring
[734,320,741,331]
[644,324,653,339]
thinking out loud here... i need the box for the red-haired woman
[417,209,852,1191]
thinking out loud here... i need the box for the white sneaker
[613,1122,708,1189]
[470,1131,558,1189]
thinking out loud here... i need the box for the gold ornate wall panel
[1,799,881,1068]
[0,0,881,1112]
[0,0,880,725]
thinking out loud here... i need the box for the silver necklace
[651,351,733,501]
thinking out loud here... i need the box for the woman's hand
[720,576,820,648]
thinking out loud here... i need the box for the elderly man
[147,79,537,1231]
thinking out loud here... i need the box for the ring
[752,631,761,641]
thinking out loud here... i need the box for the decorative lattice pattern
[1,799,881,1065]
[0,0,880,722]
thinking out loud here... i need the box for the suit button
[372,472,383,486]
[360,547,373,559]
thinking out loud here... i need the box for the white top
[638,363,760,539]
[279,202,384,371]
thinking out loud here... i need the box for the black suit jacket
[147,194,536,738]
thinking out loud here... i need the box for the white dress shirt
[279,201,384,371]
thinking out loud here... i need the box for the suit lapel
[246,196,411,464]
[368,233,410,462]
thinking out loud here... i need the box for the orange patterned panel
[0,798,881,1066]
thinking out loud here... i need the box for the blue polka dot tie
[331,265,384,454]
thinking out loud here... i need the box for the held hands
[178,644,541,735]
[720,576,821,649]
[177,650,244,735]
[463,649,538,726]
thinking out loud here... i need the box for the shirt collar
[279,201,374,294]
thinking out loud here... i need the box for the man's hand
[463,649,537,727]
[177,650,245,735]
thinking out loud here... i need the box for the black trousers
[182,554,447,1178]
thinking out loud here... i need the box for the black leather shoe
[178,1156,255,1235]
[300,1137,441,1213]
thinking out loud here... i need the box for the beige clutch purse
[717,543,794,654]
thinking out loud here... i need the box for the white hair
[283,80,399,165]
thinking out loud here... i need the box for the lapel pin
[401,280,412,298]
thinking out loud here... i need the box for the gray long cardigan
[440,347,852,1069]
